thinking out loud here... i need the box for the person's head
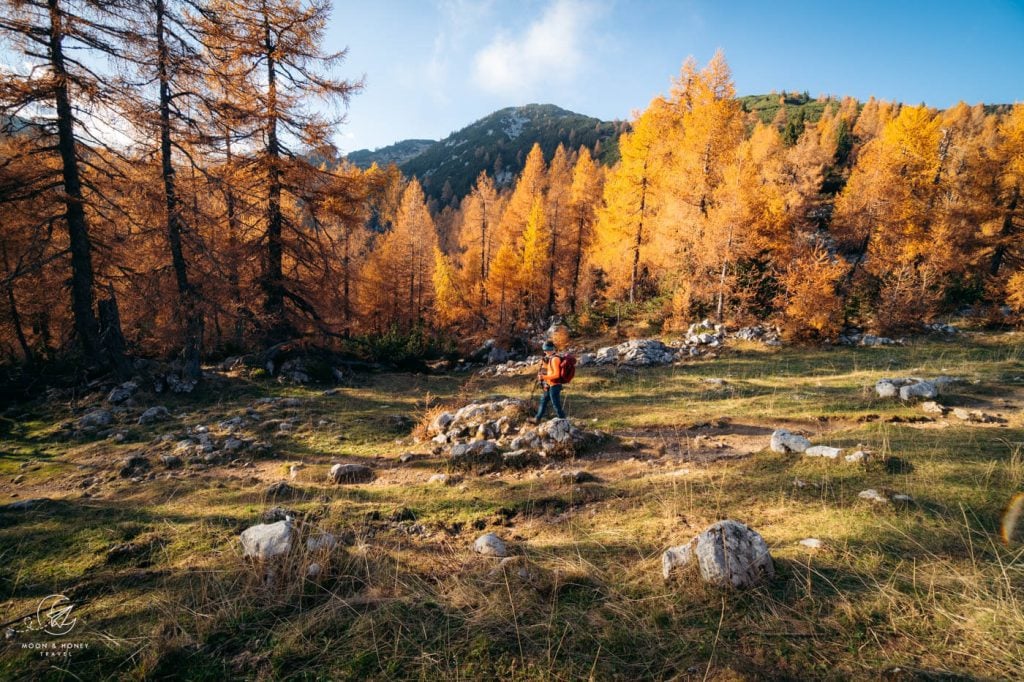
[542,340,556,355]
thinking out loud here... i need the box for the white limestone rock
[662,520,774,589]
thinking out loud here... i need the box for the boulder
[138,406,170,425]
[119,455,150,478]
[328,463,374,484]
[900,381,937,401]
[450,440,500,468]
[306,531,337,552]
[79,409,114,429]
[106,381,138,404]
[501,449,540,468]
[159,454,183,469]
[265,481,296,498]
[662,520,774,589]
[805,446,842,459]
[875,378,911,398]
[769,429,811,454]
[473,533,508,558]
[240,519,293,560]
[537,418,573,443]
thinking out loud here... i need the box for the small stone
[770,429,811,454]
[306,562,322,578]
[240,520,293,560]
[223,437,246,451]
[799,538,824,549]
[844,450,870,463]
[265,481,296,498]
[79,409,114,429]
[160,454,183,469]
[306,532,337,552]
[805,446,842,459]
[560,470,598,484]
[12,474,25,484]
[428,473,462,486]
[138,406,170,425]
[921,401,947,415]
[473,533,508,557]
[119,455,150,478]
[891,493,914,506]
[398,452,420,464]
[289,463,304,479]
[106,381,138,404]
[858,489,889,504]
[329,463,374,484]
[260,506,294,523]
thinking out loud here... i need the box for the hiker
[534,340,574,422]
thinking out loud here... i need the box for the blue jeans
[536,383,566,420]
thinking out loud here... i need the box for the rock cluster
[733,325,782,346]
[874,376,960,401]
[684,319,726,347]
[424,397,603,472]
[858,489,914,507]
[477,356,541,377]
[578,339,683,368]
[662,520,774,589]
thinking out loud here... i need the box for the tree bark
[630,164,649,304]
[155,0,202,382]
[47,0,102,360]
[262,6,286,342]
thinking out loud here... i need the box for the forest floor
[2,331,1024,680]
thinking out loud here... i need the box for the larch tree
[201,0,362,342]
[456,171,502,316]
[566,147,603,312]
[0,0,134,372]
[518,198,552,323]
[362,179,437,331]
[496,142,547,246]
[591,97,672,303]
[544,144,573,316]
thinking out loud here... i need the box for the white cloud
[472,0,596,97]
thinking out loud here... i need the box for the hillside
[378,104,623,203]
[345,139,436,169]
[739,91,832,124]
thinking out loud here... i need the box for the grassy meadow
[2,331,1023,680]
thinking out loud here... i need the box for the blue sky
[329,0,1024,153]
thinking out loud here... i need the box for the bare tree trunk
[156,0,202,383]
[262,5,286,341]
[47,0,102,361]
[630,167,649,304]
[569,209,585,313]
[990,186,1019,277]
